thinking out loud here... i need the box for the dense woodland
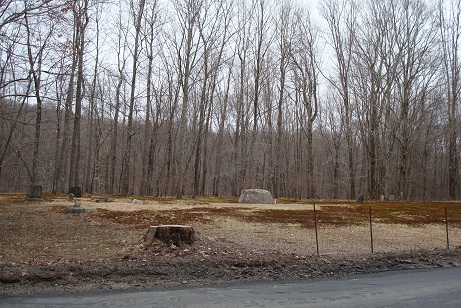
[0,0,459,200]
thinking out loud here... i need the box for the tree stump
[144,225,195,246]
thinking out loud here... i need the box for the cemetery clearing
[1,193,461,295]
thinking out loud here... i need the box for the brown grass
[1,193,461,263]
[86,199,461,229]
[3,193,461,230]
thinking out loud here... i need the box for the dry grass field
[1,193,461,295]
[1,193,460,262]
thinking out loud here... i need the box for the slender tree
[109,2,129,194]
[170,0,203,198]
[321,0,358,199]
[439,0,460,200]
[290,8,320,199]
[69,0,89,191]
[120,0,146,195]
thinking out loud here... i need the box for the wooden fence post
[369,206,374,253]
[445,207,450,250]
[313,203,319,256]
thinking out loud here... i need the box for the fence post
[313,203,319,256]
[369,206,374,253]
[445,207,450,250]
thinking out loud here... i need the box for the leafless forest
[0,0,459,200]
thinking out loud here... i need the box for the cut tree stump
[144,225,195,246]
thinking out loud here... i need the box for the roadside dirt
[1,195,461,296]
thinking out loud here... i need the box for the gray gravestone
[68,187,82,197]
[27,185,42,199]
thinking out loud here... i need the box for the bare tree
[321,0,358,199]
[290,8,320,199]
[84,2,104,194]
[212,58,234,196]
[439,0,460,200]
[139,0,161,195]
[68,0,90,192]
[352,0,390,200]
[231,0,253,195]
[52,4,79,194]
[192,0,234,197]
[108,2,130,194]
[0,23,30,183]
[249,0,272,188]
[22,1,62,192]
[0,1,62,191]
[169,0,203,198]
[192,0,215,197]
[271,0,295,198]
[120,0,146,195]
[319,95,344,199]
[391,0,438,200]
[1,0,459,201]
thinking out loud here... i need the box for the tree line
[0,0,459,200]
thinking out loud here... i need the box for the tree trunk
[69,0,89,190]
[140,4,156,195]
[84,5,102,194]
[121,0,146,195]
[439,0,460,200]
[25,10,45,186]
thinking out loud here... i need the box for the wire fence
[313,204,459,255]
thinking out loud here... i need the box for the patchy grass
[0,203,140,263]
[1,193,461,263]
[276,198,357,205]
[0,192,67,203]
[364,202,461,225]
[3,195,461,228]
[2,192,461,228]
[86,199,461,229]
[103,195,239,204]
[92,208,213,229]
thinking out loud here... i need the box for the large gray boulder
[238,189,274,204]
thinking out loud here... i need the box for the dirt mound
[1,242,460,296]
